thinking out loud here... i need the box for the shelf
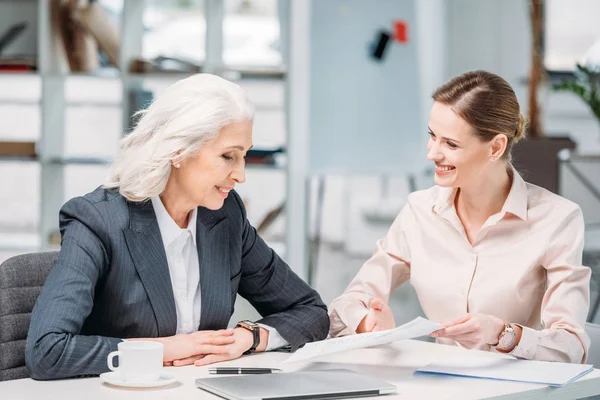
[0,156,113,165]
[0,71,38,77]
[0,99,39,105]
[0,155,288,169]
[38,67,286,82]
[46,157,113,165]
[1,0,292,253]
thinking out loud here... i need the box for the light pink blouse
[329,168,591,363]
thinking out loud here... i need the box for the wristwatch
[236,320,260,355]
[496,323,517,353]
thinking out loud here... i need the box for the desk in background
[2,339,599,400]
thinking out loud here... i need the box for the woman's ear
[171,151,183,168]
[490,134,508,161]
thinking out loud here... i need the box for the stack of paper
[285,317,442,363]
[416,357,593,387]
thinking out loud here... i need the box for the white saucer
[99,371,177,388]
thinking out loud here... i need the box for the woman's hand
[430,313,505,349]
[171,327,270,367]
[158,329,236,363]
[356,298,396,333]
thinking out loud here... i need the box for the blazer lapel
[197,207,231,330]
[123,200,177,337]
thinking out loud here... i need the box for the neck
[455,163,512,223]
[159,182,196,229]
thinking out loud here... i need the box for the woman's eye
[222,154,233,160]
[446,142,458,149]
[428,131,435,139]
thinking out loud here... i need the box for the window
[223,0,282,68]
[142,0,206,64]
[545,0,600,71]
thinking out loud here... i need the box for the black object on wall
[370,30,391,61]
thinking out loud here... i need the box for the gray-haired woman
[26,74,329,380]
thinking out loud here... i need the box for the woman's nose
[232,160,246,184]
[427,143,441,161]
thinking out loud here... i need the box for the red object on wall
[394,20,408,43]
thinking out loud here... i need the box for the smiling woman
[329,70,592,365]
[25,73,329,380]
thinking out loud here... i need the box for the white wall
[309,0,424,175]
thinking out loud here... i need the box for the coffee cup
[107,340,164,382]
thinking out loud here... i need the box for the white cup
[107,341,164,382]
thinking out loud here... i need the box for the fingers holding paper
[357,298,396,333]
[430,313,505,349]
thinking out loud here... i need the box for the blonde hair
[432,70,527,160]
[105,74,254,201]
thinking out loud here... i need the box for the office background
[0,0,599,326]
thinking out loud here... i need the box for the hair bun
[514,114,527,143]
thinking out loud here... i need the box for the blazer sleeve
[25,196,121,380]
[231,192,329,351]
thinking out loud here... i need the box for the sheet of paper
[416,357,594,387]
[285,316,442,363]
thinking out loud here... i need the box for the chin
[204,201,225,210]
[204,196,227,210]
[434,175,458,188]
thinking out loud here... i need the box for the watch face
[499,329,515,348]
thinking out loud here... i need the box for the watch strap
[236,320,260,355]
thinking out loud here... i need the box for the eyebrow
[225,145,253,151]
[428,127,461,144]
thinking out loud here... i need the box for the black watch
[236,320,260,355]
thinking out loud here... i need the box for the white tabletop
[2,339,600,400]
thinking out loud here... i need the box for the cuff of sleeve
[258,323,289,351]
[509,324,538,359]
[345,304,369,335]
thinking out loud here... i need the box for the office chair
[0,252,58,381]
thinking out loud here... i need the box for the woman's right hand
[158,329,236,362]
[356,298,396,333]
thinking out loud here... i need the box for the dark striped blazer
[25,187,329,380]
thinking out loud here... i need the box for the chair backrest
[0,251,58,381]
[586,322,600,368]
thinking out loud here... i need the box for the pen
[208,367,282,375]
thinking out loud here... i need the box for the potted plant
[552,63,600,125]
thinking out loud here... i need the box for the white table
[2,339,600,400]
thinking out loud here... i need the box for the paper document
[285,317,442,363]
[416,357,593,387]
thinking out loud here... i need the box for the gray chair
[587,322,600,368]
[0,251,58,381]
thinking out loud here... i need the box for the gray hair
[105,73,254,202]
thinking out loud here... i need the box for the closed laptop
[195,369,397,400]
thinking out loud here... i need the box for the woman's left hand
[171,327,264,366]
[430,313,505,349]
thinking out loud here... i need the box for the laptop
[195,369,397,400]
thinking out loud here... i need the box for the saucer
[99,371,177,388]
